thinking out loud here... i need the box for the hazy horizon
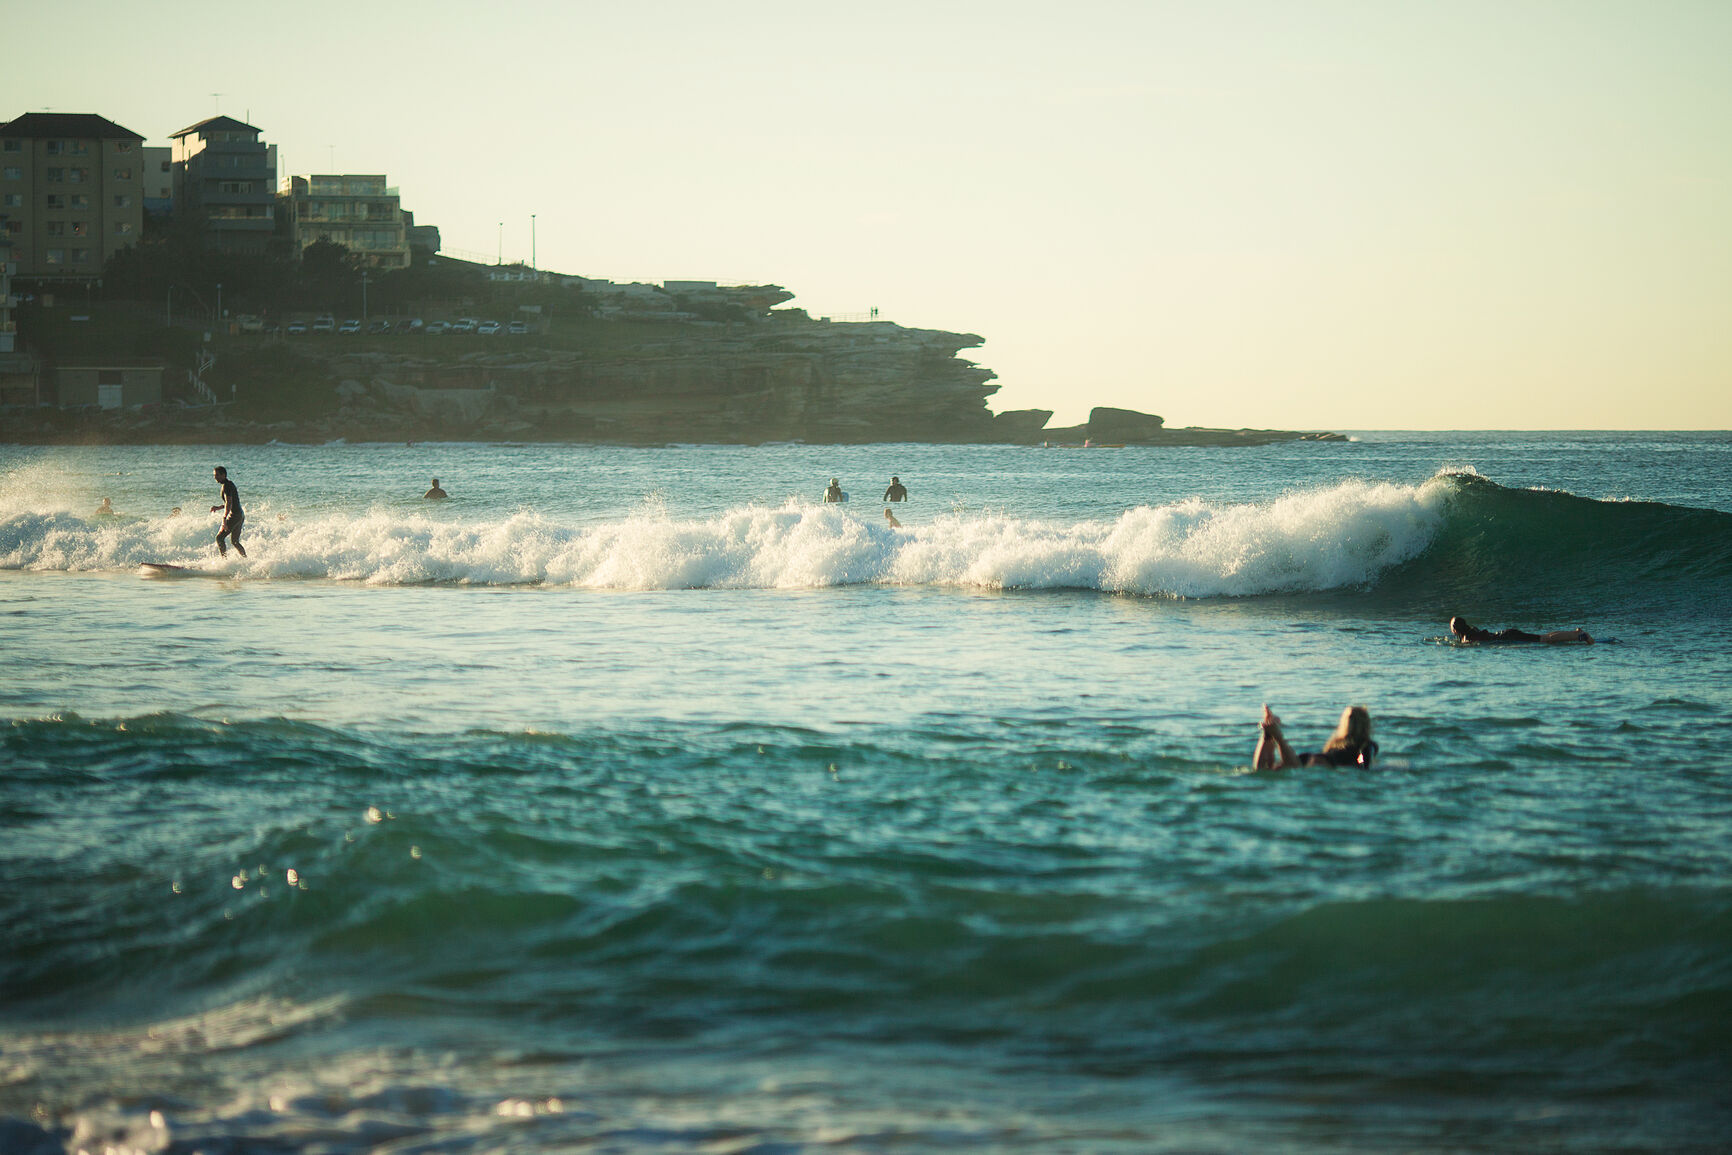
[6,0,1729,430]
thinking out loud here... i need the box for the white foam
[0,478,1454,597]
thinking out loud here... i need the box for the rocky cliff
[311,318,1035,444]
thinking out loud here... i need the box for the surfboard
[138,562,202,578]
[822,491,849,503]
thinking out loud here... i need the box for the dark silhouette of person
[425,477,448,500]
[1449,616,1592,645]
[211,466,246,558]
[823,478,845,503]
[883,476,908,502]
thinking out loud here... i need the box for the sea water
[2,433,1730,1153]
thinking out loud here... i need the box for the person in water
[210,465,246,558]
[424,477,448,500]
[94,497,116,517]
[883,507,902,528]
[824,478,845,503]
[1254,704,1377,770]
[1449,616,1592,645]
[883,475,908,502]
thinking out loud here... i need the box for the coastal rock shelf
[2,306,1342,446]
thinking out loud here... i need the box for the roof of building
[0,113,145,141]
[170,115,260,139]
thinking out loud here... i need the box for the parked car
[477,320,502,335]
[312,315,336,334]
[450,318,478,334]
[286,320,309,335]
[367,319,392,335]
[424,321,451,335]
[507,320,530,335]
[235,314,265,333]
[338,319,362,334]
[403,318,425,332]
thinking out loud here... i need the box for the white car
[338,319,362,334]
[424,321,451,335]
[312,315,336,334]
[450,318,478,334]
[477,320,502,335]
[507,320,530,335]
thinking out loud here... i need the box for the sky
[6,0,1730,428]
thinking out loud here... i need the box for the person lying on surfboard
[1449,616,1592,645]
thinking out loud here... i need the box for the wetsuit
[884,481,908,502]
[217,477,244,552]
[1459,624,1543,644]
[1301,742,1377,768]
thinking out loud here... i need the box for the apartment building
[169,116,276,253]
[283,175,410,269]
[0,112,147,280]
[143,145,173,218]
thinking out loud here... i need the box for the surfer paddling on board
[1449,616,1592,645]
[1254,705,1377,770]
[210,466,246,559]
[424,477,448,500]
[824,478,846,504]
[883,476,908,502]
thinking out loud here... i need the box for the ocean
[2,432,1730,1153]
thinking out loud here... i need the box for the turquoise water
[2,434,1730,1152]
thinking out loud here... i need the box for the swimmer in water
[823,478,845,503]
[1254,705,1377,770]
[883,475,908,502]
[94,497,116,517]
[883,508,902,528]
[424,477,448,500]
[1449,616,1592,645]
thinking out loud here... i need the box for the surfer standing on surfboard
[211,466,247,559]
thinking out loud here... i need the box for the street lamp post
[361,270,369,321]
[531,214,537,271]
[497,222,503,265]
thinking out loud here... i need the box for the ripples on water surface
[2,434,1730,1152]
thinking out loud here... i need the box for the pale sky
[7,0,1730,428]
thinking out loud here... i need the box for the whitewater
[3,432,1730,1153]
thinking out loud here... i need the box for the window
[3,221,21,235]
[72,222,88,237]
[114,221,134,235]
[45,249,64,265]
[70,194,89,209]
[71,248,91,263]
[218,181,254,194]
[113,141,131,153]
[1,139,19,153]
[1,194,19,208]
[46,140,64,155]
[71,141,89,155]
[159,160,170,172]
[46,195,65,209]
[112,168,131,180]
[112,195,131,208]
[46,168,64,183]
[45,221,66,237]
[4,166,23,181]
[68,168,89,183]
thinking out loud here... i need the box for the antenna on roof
[211,93,223,114]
